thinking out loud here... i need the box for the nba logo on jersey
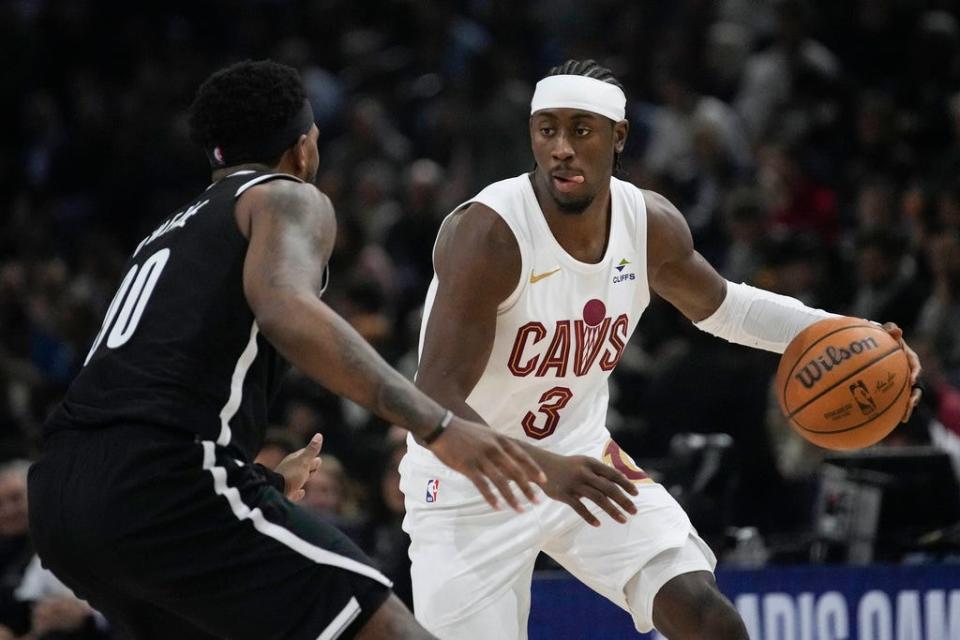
[425,479,440,503]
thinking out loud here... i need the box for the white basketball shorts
[399,438,716,639]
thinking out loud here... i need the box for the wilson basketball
[776,317,911,450]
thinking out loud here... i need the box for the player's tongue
[553,174,585,193]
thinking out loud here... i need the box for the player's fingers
[902,387,922,423]
[904,348,922,384]
[882,322,902,341]
[590,461,640,497]
[499,438,547,485]
[309,457,322,473]
[467,472,500,511]
[481,461,522,512]
[580,486,629,524]
[489,442,540,504]
[305,433,323,455]
[291,489,305,502]
[566,496,601,527]
[588,476,637,515]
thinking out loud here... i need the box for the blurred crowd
[2,0,960,634]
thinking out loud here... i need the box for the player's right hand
[427,417,547,512]
[530,448,639,527]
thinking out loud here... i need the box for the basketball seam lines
[779,323,878,411]
[793,372,909,435]
[785,345,903,421]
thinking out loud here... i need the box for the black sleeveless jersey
[46,170,303,460]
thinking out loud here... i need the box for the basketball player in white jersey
[399,60,922,639]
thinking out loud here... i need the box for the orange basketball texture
[776,317,911,450]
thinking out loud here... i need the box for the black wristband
[423,409,454,445]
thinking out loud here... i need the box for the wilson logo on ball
[793,337,880,389]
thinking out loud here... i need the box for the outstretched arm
[417,202,639,526]
[237,181,544,511]
[644,189,921,420]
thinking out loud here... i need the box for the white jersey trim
[234,172,303,197]
[317,597,362,640]
[201,441,392,588]
[217,321,260,446]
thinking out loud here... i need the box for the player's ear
[613,119,629,154]
[295,133,310,171]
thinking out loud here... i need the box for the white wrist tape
[693,281,838,354]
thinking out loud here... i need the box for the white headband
[530,75,626,122]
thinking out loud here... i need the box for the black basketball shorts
[28,424,391,640]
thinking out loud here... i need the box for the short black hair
[545,59,623,90]
[188,59,306,166]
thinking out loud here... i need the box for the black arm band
[422,409,454,445]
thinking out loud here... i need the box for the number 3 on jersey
[84,249,171,365]
[521,386,573,439]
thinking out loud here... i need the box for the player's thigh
[37,431,394,640]
[426,581,534,640]
[400,461,540,634]
[542,483,716,632]
[120,441,394,640]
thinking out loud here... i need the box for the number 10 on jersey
[84,249,171,365]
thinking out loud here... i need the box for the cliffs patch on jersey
[507,299,628,378]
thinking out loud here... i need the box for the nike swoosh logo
[530,267,561,284]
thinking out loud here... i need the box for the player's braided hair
[188,60,306,166]
[543,59,625,173]
[546,59,624,90]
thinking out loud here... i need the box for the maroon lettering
[599,314,629,371]
[535,321,571,377]
[573,317,611,376]
[508,322,547,376]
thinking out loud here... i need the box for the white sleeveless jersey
[406,174,650,465]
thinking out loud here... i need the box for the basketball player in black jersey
[27,60,549,640]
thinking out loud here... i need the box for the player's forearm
[693,280,838,353]
[256,293,445,439]
[415,377,488,426]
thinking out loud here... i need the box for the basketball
[776,317,911,450]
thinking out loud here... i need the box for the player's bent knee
[651,572,748,640]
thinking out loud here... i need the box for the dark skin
[223,125,550,640]
[417,107,922,638]
[231,126,546,514]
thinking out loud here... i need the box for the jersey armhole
[492,210,528,315]
[634,187,651,307]
[432,200,528,315]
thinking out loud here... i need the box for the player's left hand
[882,322,922,422]
[275,433,323,501]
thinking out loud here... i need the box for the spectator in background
[367,438,412,607]
[718,188,769,284]
[254,427,302,470]
[850,231,927,332]
[301,454,367,537]
[0,461,109,639]
[917,229,960,381]
[0,461,31,625]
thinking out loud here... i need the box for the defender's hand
[427,418,546,512]
[275,433,323,501]
[530,448,639,527]
[882,323,923,422]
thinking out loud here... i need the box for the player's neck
[533,177,612,264]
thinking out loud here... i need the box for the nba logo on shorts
[425,479,440,503]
